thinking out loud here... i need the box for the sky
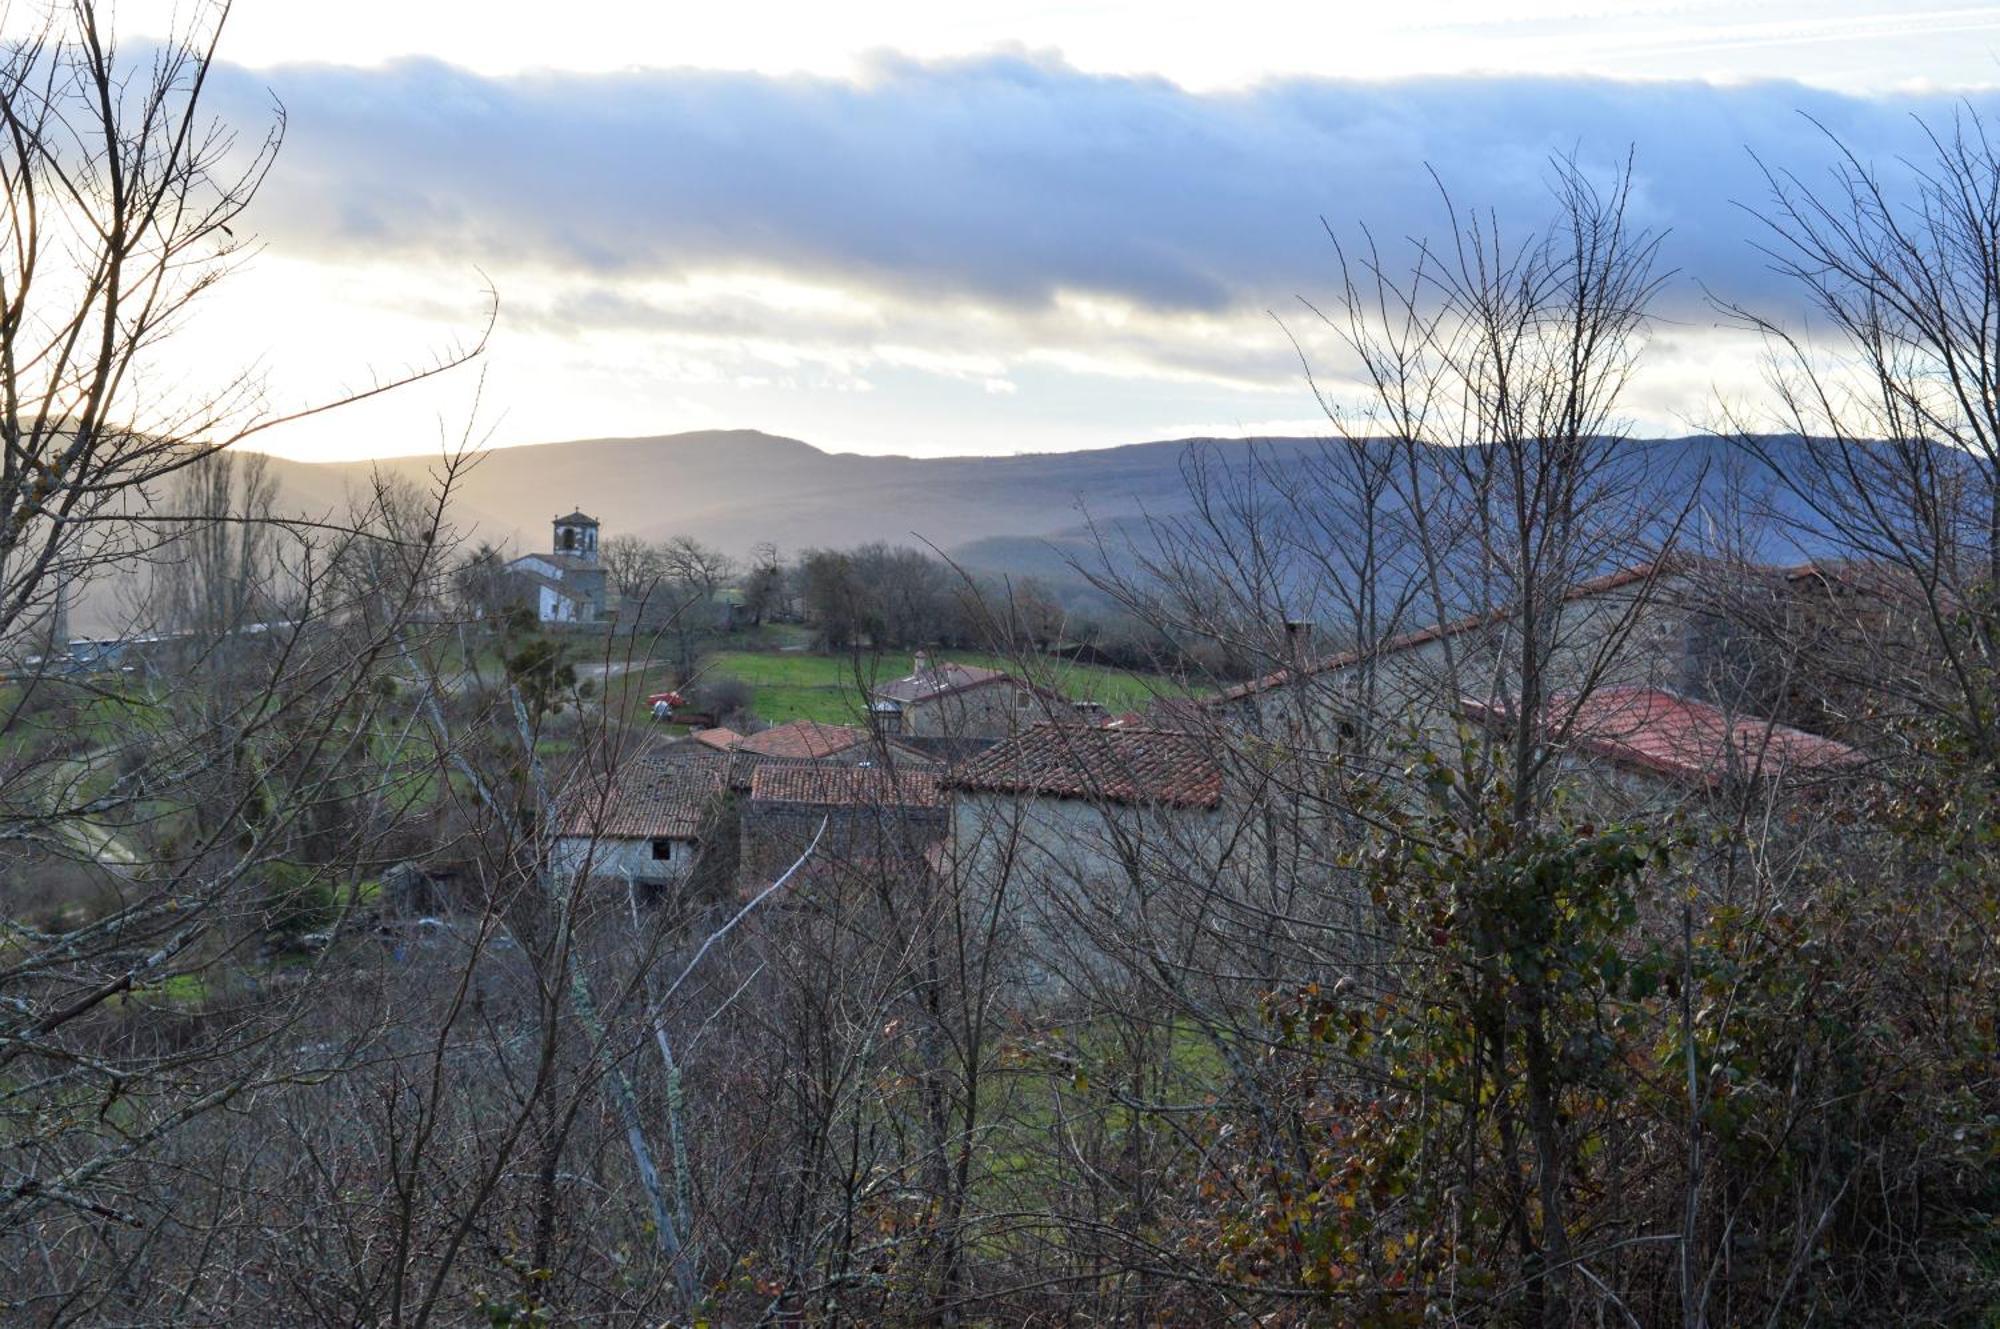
[83,2,2000,459]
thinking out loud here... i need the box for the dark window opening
[651,838,674,861]
[561,527,576,550]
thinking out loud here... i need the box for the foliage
[259,861,344,939]
[502,608,576,718]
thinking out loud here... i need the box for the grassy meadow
[610,645,1186,728]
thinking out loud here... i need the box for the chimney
[912,650,930,676]
[1283,619,1315,663]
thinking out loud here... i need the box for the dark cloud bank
[214,52,2000,323]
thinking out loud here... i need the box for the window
[1016,689,1033,708]
[650,838,674,861]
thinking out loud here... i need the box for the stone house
[1204,560,1876,833]
[1211,564,1698,740]
[1207,561,1861,752]
[946,723,1236,988]
[550,757,726,897]
[868,653,1072,739]
[732,719,874,763]
[739,763,950,890]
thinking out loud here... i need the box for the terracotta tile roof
[691,727,742,751]
[562,761,725,839]
[749,764,947,808]
[949,723,1223,809]
[1782,558,1948,607]
[872,659,1010,706]
[1213,563,1668,704]
[1462,686,1866,788]
[734,720,870,760]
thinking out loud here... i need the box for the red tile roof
[562,761,725,839]
[734,720,870,760]
[1214,563,1668,704]
[1462,686,1866,788]
[949,723,1223,809]
[690,727,742,751]
[749,764,946,808]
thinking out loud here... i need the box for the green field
[627,648,1187,728]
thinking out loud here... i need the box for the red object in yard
[646,691,686,708]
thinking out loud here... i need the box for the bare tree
[601,532,665,603]
[0,5,485,1311]
[157,450,283,639]
[741,540,785,626]
[1720,109,2000,764]
[655,534,733,675]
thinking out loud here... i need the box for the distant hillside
[261,428,1825,575]
[260,428,1264,562]
[35,427,1837,634]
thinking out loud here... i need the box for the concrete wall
[538,583,578,624]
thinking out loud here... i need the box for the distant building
[506,511,607,624]
[694,719,942,790]
[869,652,1071,739]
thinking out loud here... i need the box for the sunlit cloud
[133,46,2000,459]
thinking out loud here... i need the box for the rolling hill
[260,427,1823,572]
[58,428,1844,634]
[260,428,1251,560]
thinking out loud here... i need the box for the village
[483,509,1876,924]
[11,6,2000,1318]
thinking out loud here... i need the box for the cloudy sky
[97,2,2000,459]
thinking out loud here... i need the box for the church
[505,511,609,623]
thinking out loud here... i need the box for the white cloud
[164,51,2000,458]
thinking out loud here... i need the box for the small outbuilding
[551,759,726,895]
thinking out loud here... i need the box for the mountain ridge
[262,427,1315,560]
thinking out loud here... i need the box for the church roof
[507,552,601,576]
[553,510,599,526]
